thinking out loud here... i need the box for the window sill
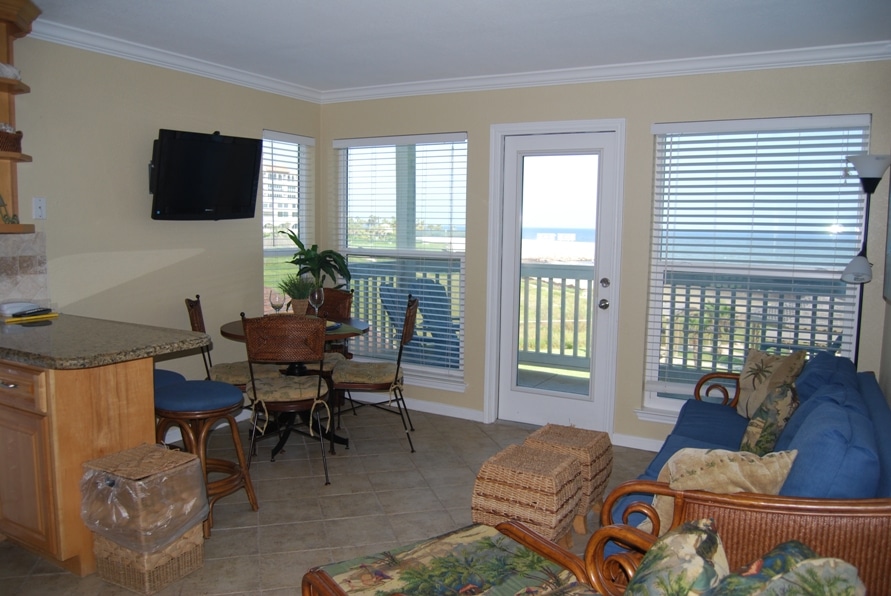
[634,407,679,426]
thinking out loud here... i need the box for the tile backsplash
[0,232,48,305]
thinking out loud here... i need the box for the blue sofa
[612,351,891,526]
[583,351,891,593]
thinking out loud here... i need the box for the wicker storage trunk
[524,424,613,516]
[472,444,581,541]
[93,523,204,594]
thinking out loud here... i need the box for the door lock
[600,278,610,288]
[598,298,610,310]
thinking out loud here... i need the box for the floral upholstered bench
[301,524,597,596]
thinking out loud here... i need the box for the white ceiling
[28,0,891,103]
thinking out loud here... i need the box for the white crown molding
[325,41,891,104]
[30,20,891,106]
[29,20,324,104]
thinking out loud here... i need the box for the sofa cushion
[774,382,867,451]
[641,434,728,481]
[740,383,799,455]
[673,399,749,448]
[737,349,806,418]
[624,518,729,595]
[856,372,891,498]
[779,402,880,499]
[794,350,859,402]
[646,448,797,536]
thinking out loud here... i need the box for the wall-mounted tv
[149,129,262,220]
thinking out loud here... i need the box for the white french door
[486,121,624,431]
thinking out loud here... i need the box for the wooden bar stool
[154,380,259,537]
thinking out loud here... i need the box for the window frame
[261,130,315,311]
[642,115,870,414]
[333,132,467,386]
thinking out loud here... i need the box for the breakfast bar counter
[0,313,209,369]
[0,314,209,576]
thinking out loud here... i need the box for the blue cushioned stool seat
[154,379,244,412]
[153,368,187,389]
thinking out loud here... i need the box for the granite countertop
[0,313,209,369]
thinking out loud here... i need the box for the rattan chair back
[184,294,213,377]
[241,314,326,365]
[184,294,207,333]
[398,296,419,350]
[315,288,354,320]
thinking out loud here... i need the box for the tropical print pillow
[740,383,800,456]
[737,349,806,418]
[624,518,729,595]
[704,540,865,595]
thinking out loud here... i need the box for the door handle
[598,299,610,310]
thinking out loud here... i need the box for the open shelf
[0,222,35,233]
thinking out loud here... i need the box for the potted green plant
[277,273,315,313]
[280,229,351,289]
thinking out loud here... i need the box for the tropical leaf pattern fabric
[704,541,865,595]
[740,383,800,456]
[624,518,729,595]
[315,524,597,595]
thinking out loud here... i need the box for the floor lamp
[843,153,891,365]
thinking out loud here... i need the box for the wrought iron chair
[185,294,280,388]
[331,294,419,452]
[241,313,337,484]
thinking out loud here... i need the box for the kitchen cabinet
[0,315,209,575]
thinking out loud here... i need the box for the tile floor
[0,407,654,595]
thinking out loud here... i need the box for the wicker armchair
[497,483,891,595]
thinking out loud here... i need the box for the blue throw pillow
[779,402,880,499]
[794,351,858,402]
[775,382,868,451]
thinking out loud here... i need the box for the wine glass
[269,290,285,314]
[308,286,325,316]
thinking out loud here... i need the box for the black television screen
[150,129,262,220]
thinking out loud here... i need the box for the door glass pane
[516,154,598,396]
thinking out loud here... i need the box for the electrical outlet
[32,197,46,220]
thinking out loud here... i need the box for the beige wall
[14,37,891,443]
[15,39,320,376]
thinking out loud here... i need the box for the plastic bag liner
[80,443,209,553]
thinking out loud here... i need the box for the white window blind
[334,133,467,374]
[645,115,869,406]
[262,131,315,310]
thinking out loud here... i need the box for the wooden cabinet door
[0,405,57,556]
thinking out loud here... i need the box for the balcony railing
[651,268,854,388]
[517,263,595,371]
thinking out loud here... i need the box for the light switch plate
[32,197,46,220]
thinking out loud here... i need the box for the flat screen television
[149,129,263,220]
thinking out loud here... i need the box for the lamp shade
[847,154,891,194]
[841,254,872,284]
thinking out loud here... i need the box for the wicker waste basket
[524,424,613,534]
[81,443,209,594]
[92,524,204,595]
[471,444,581,545]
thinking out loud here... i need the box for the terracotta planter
[288,298,310,314]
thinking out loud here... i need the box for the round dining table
[219,316,369,343]
[220,315,369,453]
